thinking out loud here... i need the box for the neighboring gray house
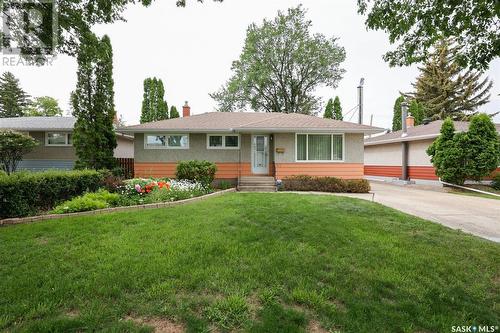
[0,117,134,171]
[121,105,384,182]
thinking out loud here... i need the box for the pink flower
[134,184,141,193]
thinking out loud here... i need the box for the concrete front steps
[238,176,277,192]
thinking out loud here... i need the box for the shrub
[281,175,370,193]
[51,190,120,214]
[217,180,233,190]
[0,130,38,174]
[176,160,217,186]
[0,169,105,218]
[492,173,500,191]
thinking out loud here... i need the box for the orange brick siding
[134,162,256,179]
[275,163,364,179]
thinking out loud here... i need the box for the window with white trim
[207,134,240,149]
[296,134,343,161]
[46,132,72,146]
[145,134,189,149]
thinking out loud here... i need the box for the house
[121,103,384,184]
[364,116,500,183]
[0,116,134,171]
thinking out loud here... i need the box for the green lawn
[450,184,500,201]
[0,193,498,332]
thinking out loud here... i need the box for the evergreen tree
[408,40,493,120]
[0,72,30,118]
[170,105,180,119]
[427,118,467,185]
[71,34,117,170]
[392,96,404,131]
[323,98,334,119]
[408,100,425,126]
[463,114,500,181]
[140,77,168,123]
[333,96,343,120]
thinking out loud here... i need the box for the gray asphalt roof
[365,120,500,145]
[0,117,76,131]
[121,112,385,134]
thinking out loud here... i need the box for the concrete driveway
[368,181,500,242]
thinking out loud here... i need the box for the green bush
[492,173,500,191]
[176,160,217,186]
[0,169,105,218]
[281,175,370,193]
[51,190,120,214]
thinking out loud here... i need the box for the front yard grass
[0,193,498,332]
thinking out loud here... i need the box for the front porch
[237,175,277,192]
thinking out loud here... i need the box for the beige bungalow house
[364,117,500,183]
[0,116,134,171]
[121,104,383,186]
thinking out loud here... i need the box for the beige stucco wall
[408,139,433,166]
[24,131,76,160]
[135,133,252,163]
[364,143,402,166]
[135,132,363,164]
[114,136,134,158]
[273,133,364,164]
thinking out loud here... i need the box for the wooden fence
[116,158,134,179]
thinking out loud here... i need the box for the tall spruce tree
[408,40,493,121]
[170,105,180,119]
[333,96,343,120]
[0,72,30,118]
[71,34,117,170]
[323,98,334,119]
[392,96,404,131]
[140,77,169,123]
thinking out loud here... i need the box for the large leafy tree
[140,77,169,124]
[0,72,30,118]
[23,96,63,117]
[407,40,493,121]
[211,6,346,114]
[71,34,117,170]
[0,130,38,175]
[357,0,499,70]
[391,96,404,131]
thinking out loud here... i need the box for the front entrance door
[251,135,269,174]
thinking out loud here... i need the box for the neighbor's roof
[121,112,384,134]
[0,116,76,131]
[365,120,500,146]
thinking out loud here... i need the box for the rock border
[0,188,236,227]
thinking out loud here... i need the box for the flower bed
[50,178,212,214]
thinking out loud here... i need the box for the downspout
[400,101,409,181]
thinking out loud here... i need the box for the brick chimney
[183,101,191,117]
[406,114,415,128]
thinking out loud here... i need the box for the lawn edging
[0,188,236,226]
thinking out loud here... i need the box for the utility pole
[357,78,364,125]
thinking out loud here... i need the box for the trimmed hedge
[176,160,217,186]
[280,175,370,193]
[0,170,105,218]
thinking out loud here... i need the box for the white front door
[251,135,269,174]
